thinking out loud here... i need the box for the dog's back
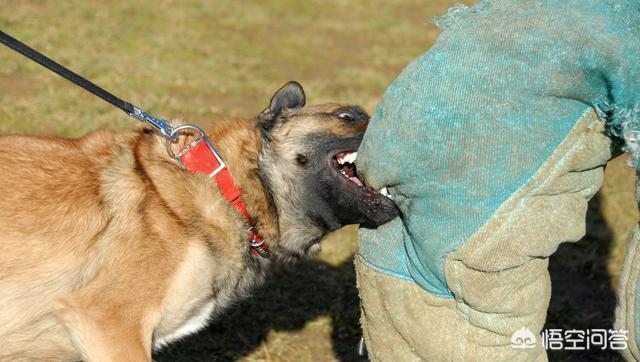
[0,128,259,360]
[0,131,119,359]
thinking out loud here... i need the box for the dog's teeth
[380,187,393,199]
[344,152,357,164]
[337,155,346,165]
[350,177,363,186]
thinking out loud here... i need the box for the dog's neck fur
[204,119,279,247]
[205,119,325,260]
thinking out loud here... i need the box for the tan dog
[0,82,398,361]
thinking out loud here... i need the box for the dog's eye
[338,112,354,121]
[296,154,309,166]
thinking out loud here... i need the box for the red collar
[173,131,269,257]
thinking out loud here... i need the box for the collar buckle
[248,226,269,257]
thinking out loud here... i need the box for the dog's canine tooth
[380,187,392,199]
[344,152,357,164]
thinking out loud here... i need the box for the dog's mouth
[324,149,398,228]
[331,151,364,187]
[330,150,392,200]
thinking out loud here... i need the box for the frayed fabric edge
[596,101,640,169]
[432,0,490,30]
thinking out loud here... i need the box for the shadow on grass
[155,194,627,362]
[154,258,366,362]
[546,193,624,362]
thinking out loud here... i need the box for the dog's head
[257,81,399,258]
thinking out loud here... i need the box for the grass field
[1,1,638,361]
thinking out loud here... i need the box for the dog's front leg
[56,295,158,362]
[55,299,152,362]
[53,261,164,361]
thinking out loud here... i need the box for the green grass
[1,0,456,136]
[1,1,637,361]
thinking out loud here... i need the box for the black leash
[0,31,176,139]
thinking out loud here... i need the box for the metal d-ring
[165,124,207,159]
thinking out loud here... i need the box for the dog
[0,81,398,361]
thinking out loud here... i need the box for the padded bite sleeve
[356,0,640,360]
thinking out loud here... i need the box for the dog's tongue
[340,159,363,186]
[335,151,369,187]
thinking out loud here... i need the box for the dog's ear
[258,81,305,131]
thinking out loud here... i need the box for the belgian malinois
[0,81,398,361]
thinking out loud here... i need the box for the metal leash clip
[129,106,177,141]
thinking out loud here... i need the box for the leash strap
[1,31,268,257]
[0,31,175,139]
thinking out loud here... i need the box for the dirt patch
[0,74,41,97]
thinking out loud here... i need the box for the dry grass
[1,1,637,361]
